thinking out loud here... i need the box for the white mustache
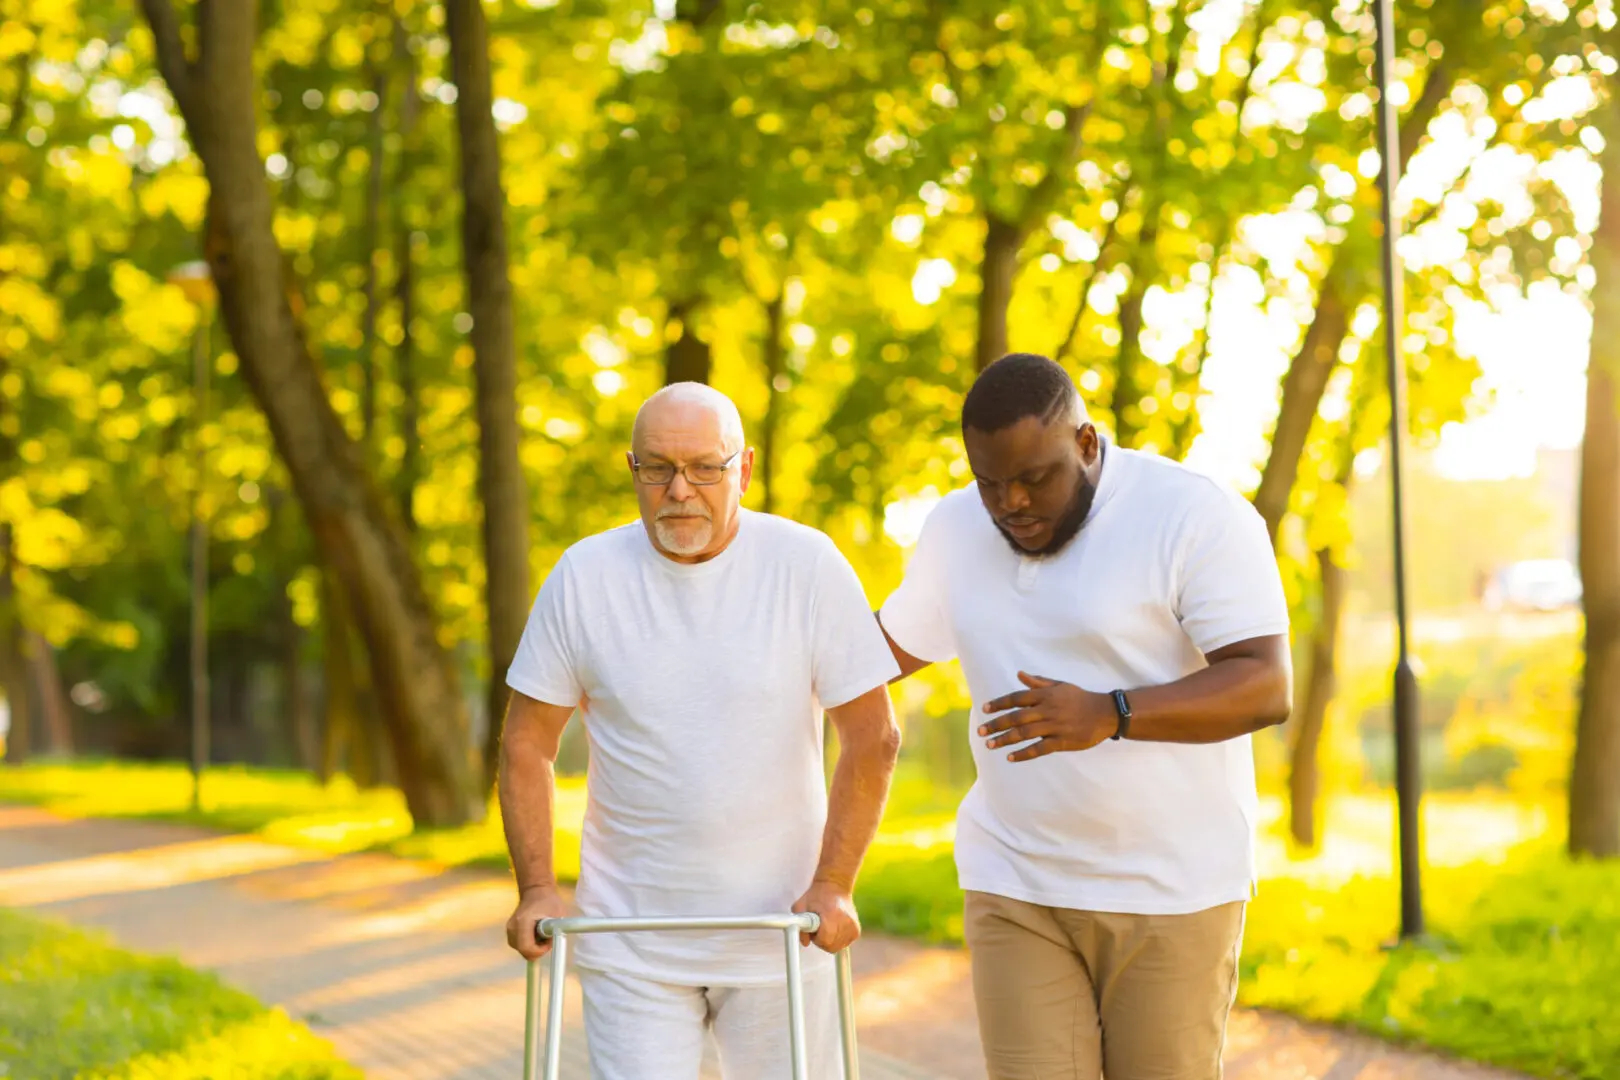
[656,503,712,521]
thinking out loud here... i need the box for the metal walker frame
[523,913,859,1080]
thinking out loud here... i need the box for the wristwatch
[1110,690,1133,741]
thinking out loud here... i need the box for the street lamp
[166,260,214,814]
[1372,0,1425,939]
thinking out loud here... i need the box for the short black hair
[962,353,1079,434]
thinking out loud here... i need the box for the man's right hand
[506,884,568,960]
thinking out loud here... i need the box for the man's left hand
[980,671,1118,761]
[792,879,861,953]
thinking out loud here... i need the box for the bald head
[627,383,753,564]
[633,382,746,456]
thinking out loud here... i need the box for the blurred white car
[1484,559,1583,612]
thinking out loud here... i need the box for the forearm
[498,724,559,894]
[814,697,901,890]
[1125,655,1291,744]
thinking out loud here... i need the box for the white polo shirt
[507,510,899,985]
[879,441,1290,915]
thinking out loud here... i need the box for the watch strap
[1110,689,1133,741]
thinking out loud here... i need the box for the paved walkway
[0,805,1526,1080]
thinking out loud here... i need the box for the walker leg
[523,958,544,1080]
[784,928,811,1080]
[836,949,859,1080]
[543,933,568,1080]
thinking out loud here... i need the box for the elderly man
[499,382,900,1079]
[879,354,1293,1080]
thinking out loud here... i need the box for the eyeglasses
[630,449,743,487]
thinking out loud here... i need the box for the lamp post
[167,260,214,814]
[1372,0,1424,939]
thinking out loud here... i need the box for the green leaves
[0,0,1602,741]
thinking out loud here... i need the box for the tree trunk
[1290,537,1348,848]
[976,215,1021,373]
[969,81,1092,377]
[666,297,713,384]
[28,632,73,756]
[1252,275,1349,541]
[265,485,316,771]
[1053,197,1124,364]
[1111,194,1162,449]
[138,0,481,827]
[0,523,30,764]
[319,570,368,786]
[359,53,386,447]
[1571,110,1620,859]
[393,16,422,532]
[761,291,786,516]
[0,67,31,763]
[446,0,532,789]
[282,595,317,772]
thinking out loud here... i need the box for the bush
[0,907,359,1080]
[1240,850,1620,1080]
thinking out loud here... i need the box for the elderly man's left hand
[792,879,861,953]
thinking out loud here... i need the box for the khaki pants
[964,891,1246,1080]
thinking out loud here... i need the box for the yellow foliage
[76,150,134,202]
[55,463,92,497]
[101,621,141,650]
[138,171,210,229]
[0,276,63,341]
[44,364,94,403]
[228,508,268,540]
[329,25,365,69]
[0,19,37,60]
[83,1011,358,1080]
[273,211,318,253]
[289,568,321,628]
[110,262,198,352]
[261,8,327,66]
[16,506,87,570]
[146,396,178,425]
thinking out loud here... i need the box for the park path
[0,804,1526,1080]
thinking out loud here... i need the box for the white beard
[654,514,714,556]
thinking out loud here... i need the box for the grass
[0,905,358,1080]
[854,786,1620,1080]
[3,759,1618,1078]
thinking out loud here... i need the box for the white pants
[577,965,843,1080]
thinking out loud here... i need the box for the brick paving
[0,805,1525,1080]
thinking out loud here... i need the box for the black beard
[994,475,1097,559]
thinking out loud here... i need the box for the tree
[0,522,28,763]
[892,2,1117,375]
[1572,78,1620,859]
[136,0,482,827]
[445,0,531,785]
[1252,51,1454,543]
[1253,1,1591,543]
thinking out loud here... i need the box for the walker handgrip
[536,912,820,940]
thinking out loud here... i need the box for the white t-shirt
[507,510,900,985]
[879,441,1290,915]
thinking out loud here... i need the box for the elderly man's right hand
[507,884,568,960]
